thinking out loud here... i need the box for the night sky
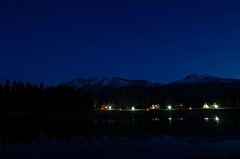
[1,0,240,85]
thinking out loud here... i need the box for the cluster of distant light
[151,117,220,122]
[101,103,220,111]
[203,103,219,109]
[204,116,220,122]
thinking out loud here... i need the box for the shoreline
[1,108,240,120]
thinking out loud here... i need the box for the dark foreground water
[0,115,240,159]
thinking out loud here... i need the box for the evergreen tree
[4,78,10,93]
[18,81,25,90]
[11,81,17,92]
[0,85,3,94]
[26,82,32,90]
[0,85,3,111]
[225,96,234,108]
[40,82,44,90]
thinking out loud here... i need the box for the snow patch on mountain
[173,74,240,84]
[60,77,159,90]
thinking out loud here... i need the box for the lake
[0,114,240,159]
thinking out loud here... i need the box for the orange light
[101,108,103,110]
[147,108,149,111]
[119,108,122,111]
[189,107,192,110]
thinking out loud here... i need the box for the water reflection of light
[152,118,160,121]
[169,117,172,127]
[204,118,210,122]
[176,118,184,121]
[109,119,112,126]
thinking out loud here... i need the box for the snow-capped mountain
[60,74,240,91]
[172,74,240,84]
[60,77,159,91]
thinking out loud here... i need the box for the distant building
[151,104,160,109]
[203,103,210,109]
[202,102,219,109]
[101,103,112,110]
[175,103,185,110]
[210,102,219,109]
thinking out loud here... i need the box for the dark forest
[1,78,240,113]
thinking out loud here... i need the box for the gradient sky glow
[1,0,240,85]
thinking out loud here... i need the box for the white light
[215,116,219,121]
[168,117,172,121]
[109,106,112,110]
[168,106,172,110]
[132,107,135,110]
[203,103,209,109]
[215,105,218,108]
[204,118,210,122]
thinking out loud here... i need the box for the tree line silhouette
[103,83,240,109]
[1,78,240,112]
[0,78,94,113]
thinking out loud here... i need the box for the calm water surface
[0,116,240,159]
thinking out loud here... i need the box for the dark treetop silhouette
[1,77,240,113]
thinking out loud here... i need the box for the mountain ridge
[172,74,240,84]
[60,74,240,91]
[59,77,161,91]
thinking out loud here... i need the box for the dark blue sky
[1,0,240,85]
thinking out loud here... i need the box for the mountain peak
[184,74,213,80]
[184,74,200,79]
[60,77,155,91]
[173,74,240,84]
